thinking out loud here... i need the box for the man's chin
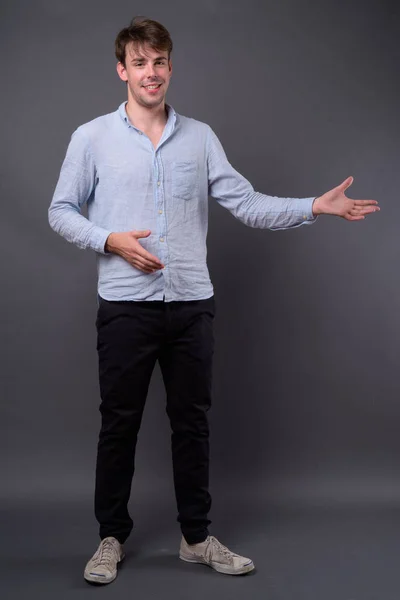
[139,96,165,108]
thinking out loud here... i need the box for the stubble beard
[131,83,166,109]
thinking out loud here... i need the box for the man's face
[117,43,172,109]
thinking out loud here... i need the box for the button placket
[155,151,166,255]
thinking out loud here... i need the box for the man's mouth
[143,84,162,92]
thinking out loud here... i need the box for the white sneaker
[84,536,125,584]
[179,535,255,575]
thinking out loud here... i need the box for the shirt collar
[117,100,177,131]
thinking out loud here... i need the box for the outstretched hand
[312,177,380,221]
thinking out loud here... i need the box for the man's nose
[145,64,157,77]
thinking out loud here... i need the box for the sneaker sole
[84,553,125,584]
[179,554,255,575]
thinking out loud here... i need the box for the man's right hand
[105,230,164,274]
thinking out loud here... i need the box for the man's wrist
[105,232,117,253]
[312,196,322,216]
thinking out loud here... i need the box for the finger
[131,259,153,273]
[349,205,367,214]
[136,246,164,268]
[133,263,157,274]
[132,256,161,273]
[138,256,164,272]
[338,176,354,192]
[345,214,365,221]
[355,206,380,215]
[353,200,379,207]
[348,206,380,217]
[349,208,362,216]
[132,229,151,239]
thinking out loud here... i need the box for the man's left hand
[312,176,380,220]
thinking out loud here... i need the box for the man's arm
[48,127,112,253]
[206,126,379,228]
[49,127,166,272]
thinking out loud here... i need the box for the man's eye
[133,61,165,67]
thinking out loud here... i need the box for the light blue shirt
[49,101,317,301]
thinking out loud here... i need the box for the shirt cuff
[297,196,318,222]
[94,229,113,254]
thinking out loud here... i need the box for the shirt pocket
[171,159,199,201]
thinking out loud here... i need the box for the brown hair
[115,16,173,67]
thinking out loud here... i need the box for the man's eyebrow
[131,56,168,63]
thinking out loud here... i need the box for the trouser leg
[94,298,163,543]
[159,297,215,545]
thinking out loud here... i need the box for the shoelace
[94,539,118,567]
[207,536,236,561]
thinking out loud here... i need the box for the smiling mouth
[143,84,162,91]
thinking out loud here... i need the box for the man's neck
[125,100,168,132]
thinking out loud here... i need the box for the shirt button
[160,237,164,242]
[158,210,163,214]
[303,214,307,219]
[157,181,161,186]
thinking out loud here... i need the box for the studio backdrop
[2,0,399,513]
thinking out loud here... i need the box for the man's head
[115,16,173,109]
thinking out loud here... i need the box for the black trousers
[94,295,215,545]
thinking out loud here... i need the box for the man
[48,16,379,584]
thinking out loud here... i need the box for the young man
[48,16,379,584]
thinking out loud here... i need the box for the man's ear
[116,62,128,82]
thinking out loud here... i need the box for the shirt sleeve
[206,126,318,230]
[48,127,112,253]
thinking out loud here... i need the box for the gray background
[2,0,400,598]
